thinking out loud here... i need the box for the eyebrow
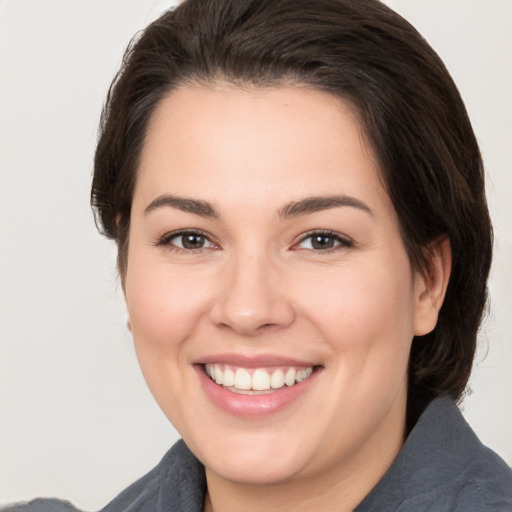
[143,194,372,219]
[144,195,220,218]
[278,195,373,219]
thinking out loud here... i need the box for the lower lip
[195,365,319,418]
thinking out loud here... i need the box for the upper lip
[195,353,320,368]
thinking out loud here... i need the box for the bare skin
[124,84,451,512]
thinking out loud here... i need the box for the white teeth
[252,369,271,391]
[204,364,314,392]
[223,368,235,387]
[284,368,296,386]
[234,368,252,390]
[214,365,223,385]
[270,369,285,389]
[296,367,313,383]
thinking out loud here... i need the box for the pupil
[183,234,204,249]
[312,235,334,249]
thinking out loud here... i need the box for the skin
[124,84,451,512]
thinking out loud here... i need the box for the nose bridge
[210,244,294,335]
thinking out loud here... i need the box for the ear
[413,237,452,336]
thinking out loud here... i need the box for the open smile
[205,363,314,394]
[195,356,322,418]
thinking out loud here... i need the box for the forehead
[135,84,388,215]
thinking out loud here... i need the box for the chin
[189,428,314,486]
[209,454,307,487]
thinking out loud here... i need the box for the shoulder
[100,439,206,512]
[357,397,512,512]
[436,433,512,511]
[426,398,512,510]
[3,440,205,512]
[1,499,81,512]
[404,441,512,512]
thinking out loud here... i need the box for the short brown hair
[92,0,492,405]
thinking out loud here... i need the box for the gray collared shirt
[5,398,512,512]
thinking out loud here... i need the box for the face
[125,84,436,488]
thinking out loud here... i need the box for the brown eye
[180,233,206,249]
[295,231,353,251]
[310,234,336,250]
[159,230,216,251]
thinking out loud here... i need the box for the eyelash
[293,230,354,253]
[154,229,218,254]
[155,229,353,254]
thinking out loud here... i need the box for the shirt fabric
[4,398,512,512]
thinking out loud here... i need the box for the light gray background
[1,0,511,509]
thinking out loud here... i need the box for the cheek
[123,233,208,366]
[308,262,412,328]
[126,268,208,354]
[300,258,415,373]
[124,259,215,423]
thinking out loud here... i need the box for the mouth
[204,363,315,395]
[195,356,322,418]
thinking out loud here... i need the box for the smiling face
[124,84,444,497]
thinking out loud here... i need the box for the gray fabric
[99,440,206,512]
[4,398,512,511]
[1,500,80,512]
[354,398,512,511]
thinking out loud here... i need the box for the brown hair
[92,0,492,407]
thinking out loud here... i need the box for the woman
[7,0,511,510]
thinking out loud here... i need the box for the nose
[209,251,295,336]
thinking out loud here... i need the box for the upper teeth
[205,364,313,392]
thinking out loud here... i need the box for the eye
[294,231,353,251]
[157,230,217,251]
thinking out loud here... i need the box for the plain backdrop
[1,0,511,509]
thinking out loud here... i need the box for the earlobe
[413,237,452,336]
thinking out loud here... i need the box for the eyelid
[153,228,352,252]
[154,228,219,251]
[292,230,354,251]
